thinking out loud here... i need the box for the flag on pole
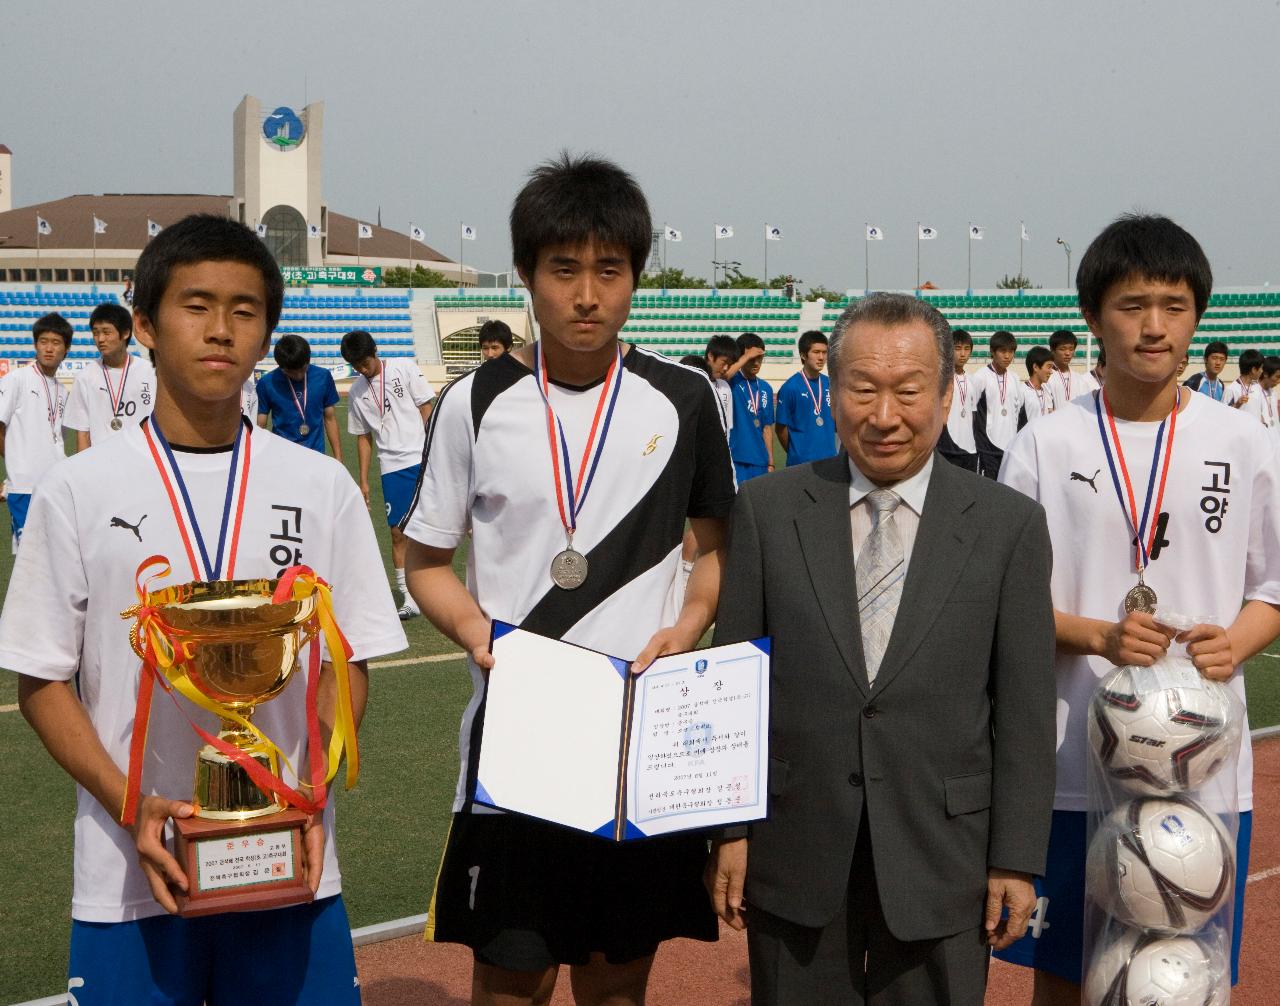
[256,223,267,238]
[461,224,476,241]
[1021,223,1031,241]
[865,224,884,241]
[147,219,162,238]
[93,216,108,234]
[308,223,321,239]
[968,224,984,240]
[765,225,782,241]
[664,225,682,242]
[410,225,426,243]
[358,222,374,239]
[918,225,938,240]
[36,216,52,236]
[715,224,733,239]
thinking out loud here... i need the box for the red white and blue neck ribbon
[101,356,131,418]
[31,362,58,433]
[801,372,825,417]
[287,373,309,426]
[142,416,253,581]
[746,376,762,414]
[368,362,387,424]
[988,363,1008,409]
[1095,388,1179,574]
[532,341,624,539]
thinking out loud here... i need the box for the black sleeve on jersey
[689,378,736,519]
[1017,404,1029,431]
[471,354,529,441]
[972,385,1002,479]
[1183,372,1204,392]
[936,425,967,465]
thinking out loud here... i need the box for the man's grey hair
[829,293,954,394]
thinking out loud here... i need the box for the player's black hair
[477,319,513,350]
[32,312,73,348]
[89,302,133,344]
[511,152,651,285]
[1076,213,1212,322]
[273,333,311,370]
[1048,329,1077,351]
[679,354,712,376]
[989,330,1017,352]
[1238,349,1264,375]
[1262,356,1280,379]
[705,334,739,361]
[951,328,973,347]
[1096,346,1107,367]
[1203,341,1228,360]
[797,330,828,356]
[1025,345,1053,376]
[737,331,765,353]
[340,329,377,366]
[133,214,284,335]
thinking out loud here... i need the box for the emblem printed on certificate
[474,623,771,841]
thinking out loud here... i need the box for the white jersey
[972,364,1026,451]
[0,364,68,493]
[403,346,736,811]
[1225,378,1253,409]
[714,377,734,436]
[346,357,436,474]
[945,370,979,453]
[1047,367,1098,412]
[240,376,259,419]
[999,393,1280,812]
[63,355,156,444]
[1022,380,1054,423]
[1242,384,1279,440]
[0,422,407,922]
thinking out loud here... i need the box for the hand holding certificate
[474,623,770,840]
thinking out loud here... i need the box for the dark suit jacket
[713,451,1056,942]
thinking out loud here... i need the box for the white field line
[1248,864,1280,885]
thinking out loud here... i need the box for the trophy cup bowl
[131,578,318,821]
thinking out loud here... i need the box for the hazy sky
[4,0,1278,291]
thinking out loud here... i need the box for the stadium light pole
[1057,237,1072,288]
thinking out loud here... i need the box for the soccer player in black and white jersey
[972,329,1025,478]
[1242,355,1280,439]
[340,328,436,619]
[1020,345,1056,423]
[937,328,980,472]
[1226,348,1263,409]
[1045,329,1099,412]
[996,214,1280,1003]
[403,154,735,1006]
[64,302,157,451]
[0,215,406,1004]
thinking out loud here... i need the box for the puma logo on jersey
[110,514,147,542]
[1070,469,1101,493]
[642,434,663,456]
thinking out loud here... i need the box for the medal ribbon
[101,356,131,421]
[1095,388,1179,574]
[143,416,249,582]
[532,341,624,539]
[955,373,968,409]
[801,372,825,418]
[989,364,1008,409]
[746,376,762,415]
[287,373,309,428]
[374,363,387,424]
[31,363,59,436]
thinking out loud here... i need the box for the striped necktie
[856,488,905,684]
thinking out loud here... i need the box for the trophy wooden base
[173,809,314,918]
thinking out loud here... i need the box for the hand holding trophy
[121,558,359,917]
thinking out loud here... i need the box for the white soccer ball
[1086,797,1233,933]
[1089,665,1236,795]
[1084,926,1225,1005]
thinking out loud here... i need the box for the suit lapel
[871,457,978,694]
[796,453,870,697]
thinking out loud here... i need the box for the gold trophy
[124,575,336,917]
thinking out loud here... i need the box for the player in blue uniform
[775,330,836,466]
[727,332,775,483]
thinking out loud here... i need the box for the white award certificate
[474,622,770,840]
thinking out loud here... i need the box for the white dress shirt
[848,454,934,569]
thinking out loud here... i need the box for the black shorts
[426,811,719,971]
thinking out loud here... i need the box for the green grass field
[0,406,1277,1002]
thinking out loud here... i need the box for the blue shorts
[382,464,421,527]
[66,893,360,1005]
[994,809,1252,986]
[7,491,31,544]
[734,461,769,485]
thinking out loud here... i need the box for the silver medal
[1123,579,1158,614]
[753,418,761,428]
[815,416,824,427]
[550,548,589,590]
[298,423,310,436]
[111,417,123,431]
[1001,408,1007,416]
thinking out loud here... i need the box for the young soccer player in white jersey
[1020,344,1056,423]
[1226,348,1263,408]
[340,329,436,620]
[996,214,1280,1003]
[972,329,1025,477]
[240,374,258,418]
[1046,329,1099,411]
[64,302,156,450]
[1242,355,1280,438]
[0,215,407,1005]
[704,334,738,436]
[403,154,735,1006]
[0,312,71,548]
[937,327,981,472]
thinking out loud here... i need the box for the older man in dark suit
[708,293,1056,1005]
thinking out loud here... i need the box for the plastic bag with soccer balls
[1084,610,1245,1005]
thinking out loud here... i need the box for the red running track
[356,735,1280,1005]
